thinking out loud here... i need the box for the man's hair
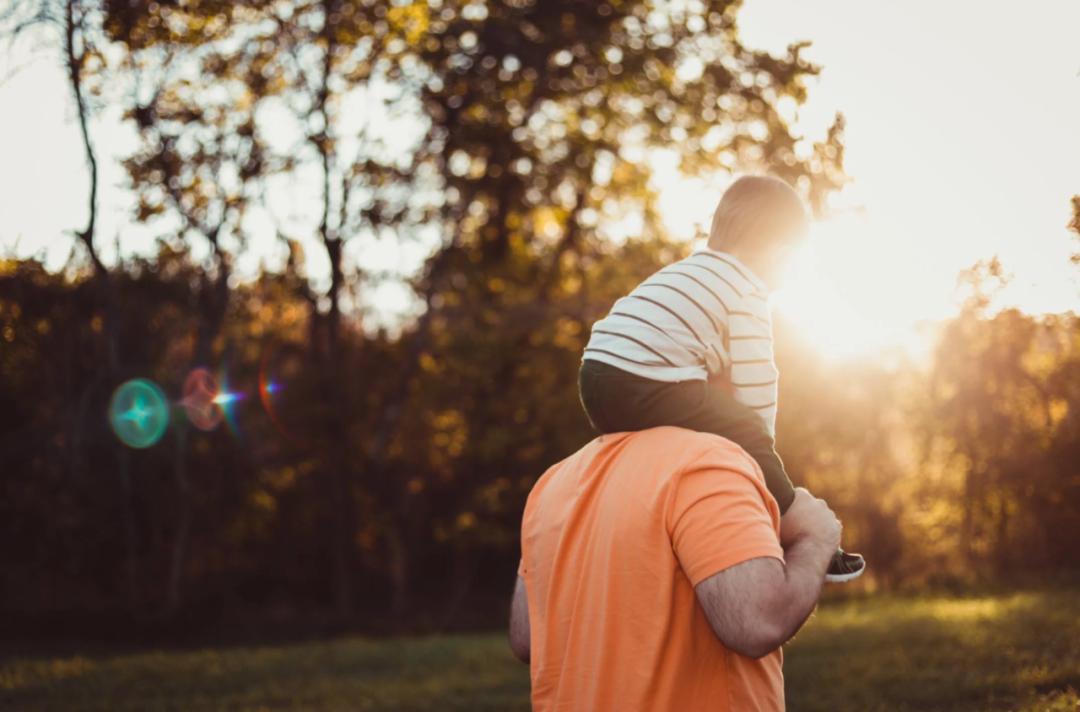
[708,175,807,252]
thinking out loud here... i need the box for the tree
[104,0,291,614]
[918,260,1080,578]
[2,0,858,625]
[359,0,847,613]
[1,0,151,606]
[242,0,432,617]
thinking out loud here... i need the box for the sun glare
[654,169,931,362]
[772,216,930,361]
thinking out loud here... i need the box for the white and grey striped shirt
[583,248,779,435]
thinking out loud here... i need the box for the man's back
[518,427,786,711]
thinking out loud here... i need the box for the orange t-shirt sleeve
[670,450,784,587]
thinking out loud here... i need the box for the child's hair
[708,175,807,252]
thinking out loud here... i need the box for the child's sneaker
[825,549,866,583]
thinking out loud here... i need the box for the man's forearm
[768,536,834,644]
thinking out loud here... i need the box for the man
[509,426,842,711]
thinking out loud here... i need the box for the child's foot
[825,549,866,583]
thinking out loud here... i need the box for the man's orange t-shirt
[518,427,786,711]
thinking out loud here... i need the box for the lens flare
[180,368,224,431]
[109,378,170,448]
[258,347,301,444]
[215,370,245,435]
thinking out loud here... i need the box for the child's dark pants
[579,359,796,513]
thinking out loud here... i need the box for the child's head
[707,175,809,287]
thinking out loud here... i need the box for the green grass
[783,588,1080,711]
[3,587,1078,711]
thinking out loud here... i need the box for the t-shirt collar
[698,247,769,295]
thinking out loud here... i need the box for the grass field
[3,587,1078,711]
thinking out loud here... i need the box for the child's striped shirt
[583,248,779,436]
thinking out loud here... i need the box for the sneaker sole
[825,567,866,584]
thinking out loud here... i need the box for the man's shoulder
[528,428,760,498]
[567,428,761,483]
[621,427,759,463]
[618,428,768,496]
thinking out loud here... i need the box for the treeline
[777,282,1080,589]
[4,248,1080,633]
[0,0,1077,632]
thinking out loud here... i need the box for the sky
[1,0,1078,358]
[678,0,1080,356]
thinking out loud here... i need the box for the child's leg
[580,363,863,579]
[580,361,794,513]
[680,384,866,581]
[578,359,680,433]
[673,383,797,513]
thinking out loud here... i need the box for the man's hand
[780,487,841,551]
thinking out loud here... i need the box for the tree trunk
[165,419,191,616]
[960,456,979,571]
[386,525,410,618]
[164,264,228,617]
[116,448,139,610]
[64,0,140,612]
[439,545,479,631]
[995,490,1010,575]
[325,240,355,618]
[312,4,356,617]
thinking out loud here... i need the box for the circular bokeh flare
[109,378,170,448]
[180,368,225,431]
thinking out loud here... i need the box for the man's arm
[693,488,839,658]
[508,575,530,663]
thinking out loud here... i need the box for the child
[579,175,865,582]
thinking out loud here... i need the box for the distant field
[783,588,1080,712]
[3,587,1078,711]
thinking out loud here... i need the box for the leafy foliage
[0,0,1077,631]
